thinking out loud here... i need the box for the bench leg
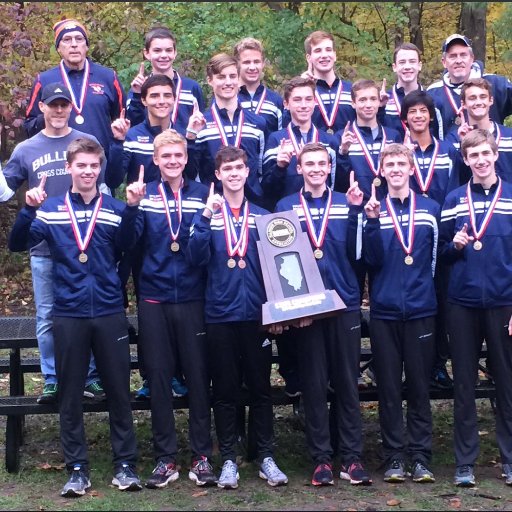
[6,415,22,473]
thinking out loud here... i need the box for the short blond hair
[153,129,187,154]
[233,37,265,60]
[379,143,414,169]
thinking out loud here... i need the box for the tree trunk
[459,2,487,64]
[408,2,424,54]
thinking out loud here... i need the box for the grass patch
[0,391,510,510]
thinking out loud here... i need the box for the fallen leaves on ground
[36,462,66,471]
[449,497,461,508]
[386,498,401,506]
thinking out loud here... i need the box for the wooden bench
[0,314,496,474]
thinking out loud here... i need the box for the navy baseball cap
[442,34,472,53]
[41,83,72,104]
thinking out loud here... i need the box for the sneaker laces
[87,381,104,393]
[195,458,213,472]
[261,457,283,479]
[390,459,402,470]
[458,464,472,475]
[153,461,171,475]
[120,463,137,478]
[315,463,333,476]
[69,467,85,481]
[221,461,237,479]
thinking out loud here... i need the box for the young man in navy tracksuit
[107,74,177,189]
[8,138,141,497]
[188,145,288,489]
[125,26,205,136]
[400,90,463,391]
[262,75,340,397]
[119,129,215,489]
[275,142,372,487]
[337,79,402,200]
[262,76,339,210]
[108,75,202,399]
[439,129,512,488]
[300,30,355,133]
[444,77,512,184]
[234,37,284,134]
[185,53,267,209]
[363,143,439,484]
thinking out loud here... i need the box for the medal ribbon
[493,122,501,146]
[171,72,183,125]
[222,201,249,257]
[286,124,319,156]
[64,191,102,254]
[385,191,416,257]
[352,123,387,178]
[391,85,408,133]
[158,180,182,242]
[299,187,332,250]
[59,59,90,116]
[211,104,244,147]
[466,177,502,241]
[314,81,342,131]
[253,87,267,115]
[412,138,439,194]
[443,84,463,117]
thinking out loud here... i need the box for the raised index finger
[371,182,377,200]
[138,164,145,184]
[209,181,215,197]
[139,62,145,76]
[381,78,387,91]
[120,108,126,120]
[344,120,351,133]
[192,97,199,113]
[349,170,355,187]
[39,173,47,190]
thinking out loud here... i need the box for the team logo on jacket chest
[137,136,150,143]
[266,218,296,247]
[90,83,105,95]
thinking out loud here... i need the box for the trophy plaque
[255,210,346,326]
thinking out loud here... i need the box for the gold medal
[404,255,414,265]
[227,258,236,268]
[473,240,483,251]
[170,241,180,252]
[75,114,85,125]
[238,259,246,269]
[79,252,88,263]
[314,248,323,259]
[326,128,334,135]
[454,115,461,126]
[373,177,381,187]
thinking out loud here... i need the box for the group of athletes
[2,17,512,497]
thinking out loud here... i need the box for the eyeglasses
[60,35,86,46]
